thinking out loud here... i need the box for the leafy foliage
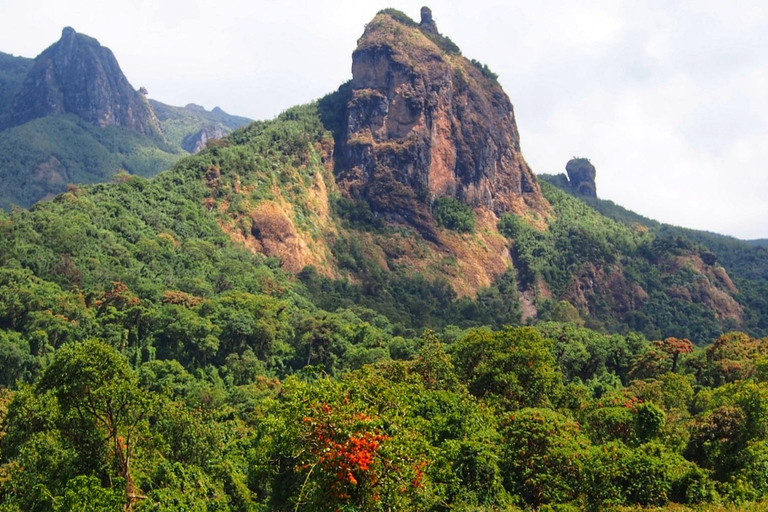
[432,196,476,233]
[470,59,499,81]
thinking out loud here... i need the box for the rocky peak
[335,9,548,239]
[420,6,438,34]
[1,27,162,137]
[565,158,597,197]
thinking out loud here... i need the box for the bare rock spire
[337,9,549,239]
[420,6,438,34]
[565,158,597,197]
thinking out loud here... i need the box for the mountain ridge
[335,9,547,241]
[0,28,252,209]
[0,8,765,342]
[1,27,163,137]
[2,8,768,511]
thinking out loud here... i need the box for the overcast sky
[2,0,767,239]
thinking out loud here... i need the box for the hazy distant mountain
[150,100,252,153]
[0,27,162,136]
[0,28,251,208]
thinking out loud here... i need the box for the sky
[1,0,767,239]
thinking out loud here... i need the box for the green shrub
[378,8,418,27]
[470,59,499,81]
[432,196,475,233]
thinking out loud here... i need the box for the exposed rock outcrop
[335,9,548,240]
[183,124,227,153]
[565,158,597,197]
[2,27,162,136]
[419,7,439,34]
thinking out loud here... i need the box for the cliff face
[183,124,227,153]
[336,9,548,238]
[2,27,161,136]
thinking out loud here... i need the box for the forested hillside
[0,88,767,512]
[2,7,768,512]
[540,173,768,339]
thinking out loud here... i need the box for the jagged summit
[335,8,548,239]
[1,27,162,136]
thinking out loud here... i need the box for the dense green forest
[2,100,768,511]
[0,52,32,113]
[540,174,768,339]
[0,115,181,209]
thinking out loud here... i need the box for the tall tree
[39,339,150,508]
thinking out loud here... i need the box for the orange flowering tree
[267,374,437,512]
[299,403,387,505]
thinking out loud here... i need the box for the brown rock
[335,11,549,240]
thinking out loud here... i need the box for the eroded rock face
[2,27,162,136]
[565,158,597,197]
[335,10,548,239]
[183,124,227,154]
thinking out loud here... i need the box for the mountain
[1,27,162,136]
[0,28,251,209]
[3,8,768,511]
[0,7,760,344]
[223,8,756,343]
[150,100,252,153]
[336,8,547,240]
